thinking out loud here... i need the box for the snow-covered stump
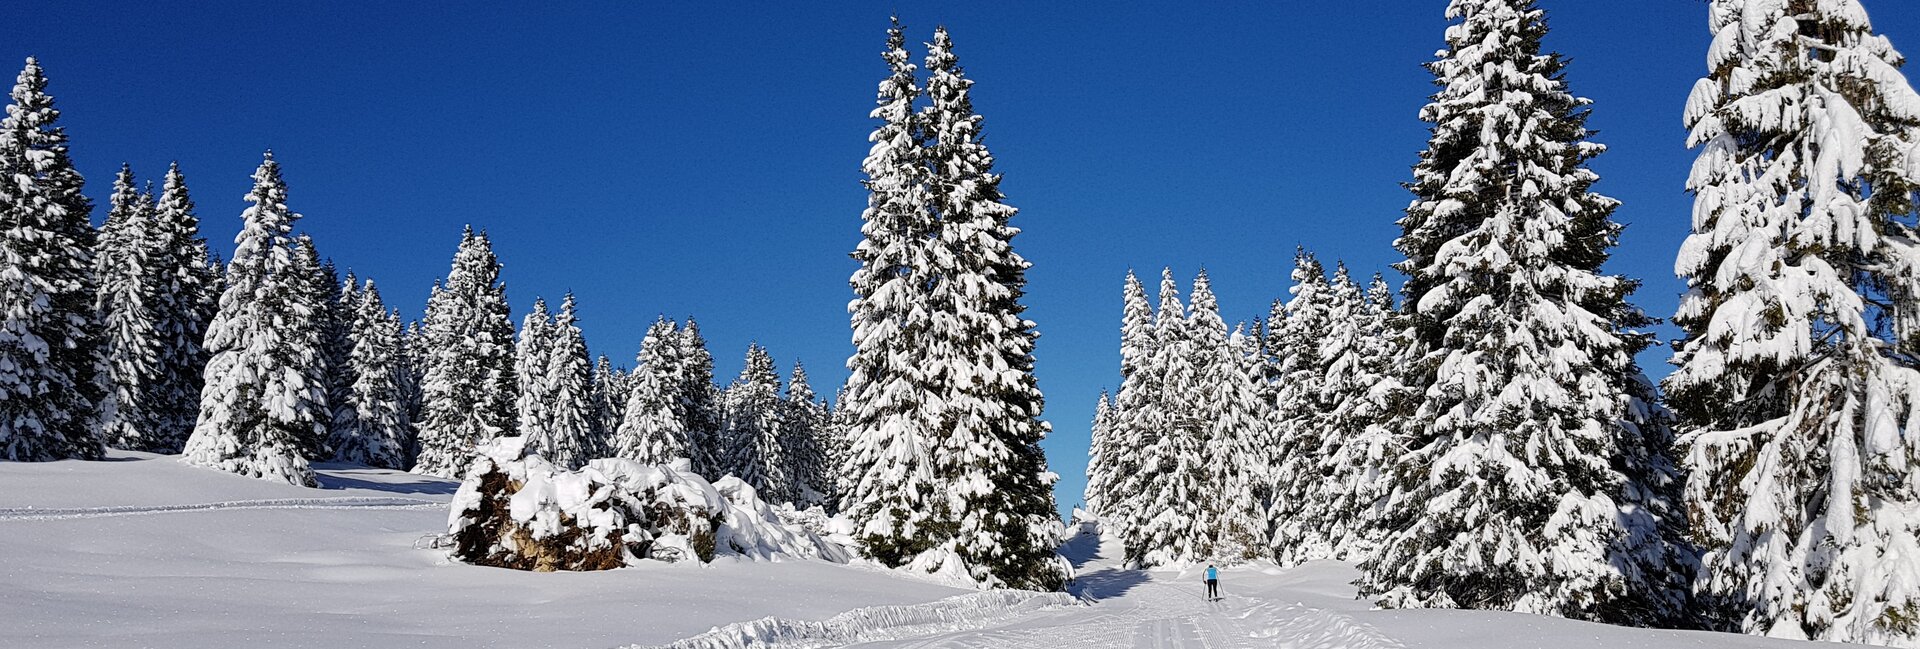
[447,439,853,572]
[448,442,639,571]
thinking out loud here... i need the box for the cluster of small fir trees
[1089,260,1400,570]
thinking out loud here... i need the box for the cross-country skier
[1205,564,1219,600]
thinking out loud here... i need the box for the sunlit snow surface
[0,452,1869,648]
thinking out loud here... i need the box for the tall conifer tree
[1293,271,1403,563]
[1667,0,1920,641]
[0,57,102,461]
[613,318,691,465]
[515,298,554,438]
[1189,270,1266,562]
[841,19,945,567]
[413,228,516,477]
[95,166,162,450]
[1361,0,1688,624]
[676,318,722,476]
[1268,251,1338,564]
[1096,271,1157,536]
[723,344,788,501]
[329,281,412,469]
[289,236,338,458]
[144,163,218,451]
[1120,269,1207,568]
[527,293,600,469]
[591,355,626,443]
[181,152,324,485]
[782,362,832,508]
[1083,390,1117,520]
[917,25,1066,590]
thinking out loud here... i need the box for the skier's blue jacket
[1206,567,1217,580]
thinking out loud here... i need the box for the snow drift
[448,438,853,571]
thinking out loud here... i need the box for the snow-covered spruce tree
[676,317,723,476]
[142,163,218,452]
[328,281,412,469]
[313,257,354,455]
[525,293,600,469]
[327,269,365,457]
[722,343,788,502]
[591,355,626,443]
[781,361,832,508]
[1292,271,1403,563]
[1268,251,1339,565]
[514,297,554,440]
[413,228,517,477]
[840,20,948,568]
[0,57,103,461]
[1082,389,1116,519]
[1120,269,1208,568]
[918,26,1067,590]
[1093,270,1157,535]
[290,236,340,458]
[612,318,692,464]
[1187,270,1267,562]
[180,152,325,485]
[91,165,137,303]
[1358,0,1689,625]
[824,385,854,514]
[1666,1,1920,642]
[94,166,163,450]
[395,317,427,454]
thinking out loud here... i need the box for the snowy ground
[0,453,1867,648]
[0,451,964,648]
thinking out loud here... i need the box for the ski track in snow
[641,519,1409,649]
[636,590,1082,649]
[0,496,446,521]
[641,572,1406,649]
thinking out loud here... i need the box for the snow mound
[448,438,855,571]
[641,589,1081,649]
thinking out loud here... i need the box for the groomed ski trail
[0,496,445,521]
[646,519,1407,649]
[858,579,1402,649]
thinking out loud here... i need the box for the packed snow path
[660,521,1407,649]
[657,521,1854,649]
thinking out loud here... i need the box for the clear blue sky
[10,2,1920,518]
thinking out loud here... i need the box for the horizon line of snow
[0,496,445,521]
[635,589,1081,649]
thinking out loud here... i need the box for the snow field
[0,451,1883,648]
[0,452,965,649]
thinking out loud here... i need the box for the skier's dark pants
[1206,579,1219,599]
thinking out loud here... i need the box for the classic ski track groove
[0,496,446,521]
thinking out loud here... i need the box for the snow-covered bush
[713,478,855,563]
[447,438,853,571]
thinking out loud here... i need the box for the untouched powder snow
[0,454,1879,648]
